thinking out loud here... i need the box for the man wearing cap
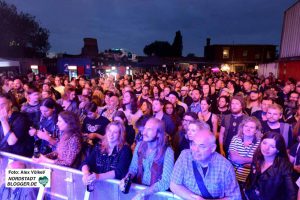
[168,91,185,119]
[180,86,193,107]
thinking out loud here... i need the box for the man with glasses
[170,122,241,200]
[134,79,142,96]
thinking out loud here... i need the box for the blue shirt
[128,142,174,193]
[188,101,201,114]
[171,150,241,200]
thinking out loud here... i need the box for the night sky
[9,0,296,56]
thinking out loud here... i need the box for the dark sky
[10,0,296,56]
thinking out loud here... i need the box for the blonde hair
[267,103,283,114]
[237,116,262,140]
[101,121,126,153]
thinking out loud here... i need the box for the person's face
[153,87,159,95]
[69,91,76,101]
[261,100,273,112]
[243,121,257,138]
[230,99,243,114]
[191,90,200,102]
[0,97,11,113]
[152,100,163,113]
[168,94,177,105]
[135,80,142,89]
[182,116,194,131]
[109,97,119,109]
[141,102,149,113]
[41,91,51,99]
[180,88,188,96]
[106,125,120,145]
[250,92,259,101]
[29,92,40,103]
[165,104,174,115]
[40,106,54,118]
[164,88,170,96]
[13,80,22,90]
[266,108,282,123]
[283,85,291,94]
[42,84,50,91]
[54,77,61,86]
[142,86,149,96]
[289,93,299,103]
[123,92,131,105]
[218,97,227,108]
[57,116,68,132]
[200,100,209,112]
[190,134,215,162]
[187,124,200,140]
[260,138,277,158]
[142,121,158,142]
[113,116,124,124]
[79,78,86,87]
[86,111,97,119]
[243,82,251,91]
[202,85,210,95]
[8,81,14,89]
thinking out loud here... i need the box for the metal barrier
[0,151,182,200]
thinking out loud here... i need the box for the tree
[143,41,173,57]
[0,1,50,58]
[172,30,183,57]
[186,53,196,58]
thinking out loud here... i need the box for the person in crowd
[101,95,119,121]
[188,89,202,114]
[53,76,65,96]
[150,85,161,100]
[251,96,273,122]
[33,111,82,168]
[137,84,152,106]
[0,93,34,157]
[0,161,38,200]
[198,97,218,138]
[219,95,247,157]
[284,91,299,122]
[119,118,174,200]
[277,84,291,107]
[8,79,26,109]
[261,104,293,148]
[81,121,132,186]
[170,124,241,200]
[21,86,41,129]
[152,99,176,137]
[228,117,262,196]
[245,90,261,115]
[119,91,143,126]
[78,88,93,121]
[98,91,114,114]
[134,114,152,144]
[164,101,181,135]
[82,101,110,146]
[29,98,60,155]
[245,132,296,200]
[56,87,79,114]
[140,100,152,116]
[167,91,185,119]
[113,111,136,146]
[134,79,143,96]
[180,86,193,107]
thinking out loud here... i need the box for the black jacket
[245,158,296,200]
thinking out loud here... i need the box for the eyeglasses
[183,118,194,123]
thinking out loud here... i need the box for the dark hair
[200,96,212,106]
[113,111,128,125]
[218,95,230,105]
[83,101,98,113]
[27,86,40,95]
[253,132,289,172]
[122,91,138,114]
[262,96,274,103]
[183,112,198,120]
[135,114,152,129]
[59,111,81,137]
[41,98,56,109]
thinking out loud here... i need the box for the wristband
[6,130,12,137]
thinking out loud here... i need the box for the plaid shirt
[171,150,241,200]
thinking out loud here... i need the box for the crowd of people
[1,66,300,200]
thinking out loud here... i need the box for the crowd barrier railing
[0,151,182,200]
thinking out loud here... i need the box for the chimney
[206,38,211,46]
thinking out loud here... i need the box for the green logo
[38,176,49,187]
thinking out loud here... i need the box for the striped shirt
[228,135,260,182]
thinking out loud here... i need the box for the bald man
[170,123,241,200]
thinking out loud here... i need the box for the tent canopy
[0,58,20,67]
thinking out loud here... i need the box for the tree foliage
[0,1,50,57]
[143,31,183,57]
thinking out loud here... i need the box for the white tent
[0,58,20,67]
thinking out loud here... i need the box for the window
[255,54,260,60]
[266,51,271,59]
[223,48,230,59]
[243,50,248,57]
